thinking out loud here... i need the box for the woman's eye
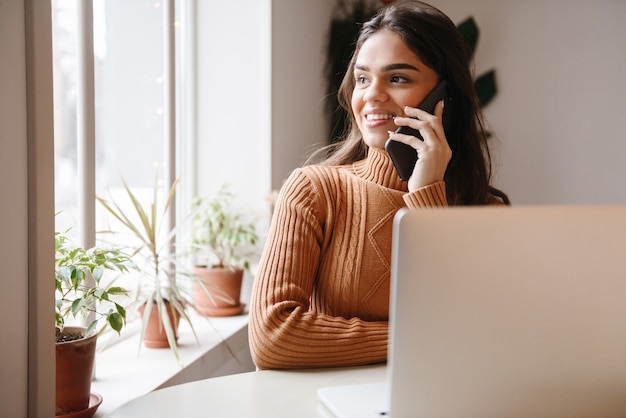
[355,75,368,85]
[390,75,408,83]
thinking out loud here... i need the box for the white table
[106,363,387,418]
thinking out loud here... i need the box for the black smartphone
[385,80,450,181]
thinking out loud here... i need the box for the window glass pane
[95,0,170,316]
[95,0,164,194]
[94,0,167,263]
[52,0,79,235]
[53,0,167,235]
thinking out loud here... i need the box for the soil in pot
[138,300,181,348]
[55,326,98,416]
[193,266,245,316]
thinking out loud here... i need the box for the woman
[249,1,509,370]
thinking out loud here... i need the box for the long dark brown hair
[309,1,509,205]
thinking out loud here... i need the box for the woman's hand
[388,100,451,191]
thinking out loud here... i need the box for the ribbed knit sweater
[248,147,449,369]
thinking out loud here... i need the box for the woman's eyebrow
[354,63,420,72]
[383,63,420,72]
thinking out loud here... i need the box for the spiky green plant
[97,176,195,362]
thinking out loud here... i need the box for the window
[43,0,270,412]
[51,0,271,335]
[52,0,192,334]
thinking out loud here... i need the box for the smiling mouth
[366,113,395,121]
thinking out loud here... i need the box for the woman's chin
[363,135,389,150]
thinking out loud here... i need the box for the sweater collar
[352,147,408,191]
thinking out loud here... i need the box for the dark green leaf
[115,303,127,319]
[71,298,84,316]
[108,312,124,334]
[475,69,497,107]
[85,321,97,337]
[56,313,64,329]
[457,16,479,60]
[107,286,129,296]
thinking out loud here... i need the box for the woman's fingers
[431,100,446,141]
[388,100,451,190]
[395,100,445,144]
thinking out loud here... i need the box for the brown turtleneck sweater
[248,147,448,369]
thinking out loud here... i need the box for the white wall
[194,0,335,203]
[431,0,626,204]
[270,0,336,189]
[195,0,270,215]
[195,0,335,199]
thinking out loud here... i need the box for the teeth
[367,114,394,121]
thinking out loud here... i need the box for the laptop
[318,205,626,418]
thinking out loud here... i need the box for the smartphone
[385,80,450,181]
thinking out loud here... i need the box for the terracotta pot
[138,300,180,348]
[55,326,97,415]
[193,266,244,316]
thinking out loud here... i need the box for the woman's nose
[363,80,388,103]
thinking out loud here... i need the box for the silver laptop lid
[389,206,626,418]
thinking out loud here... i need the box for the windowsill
[92,310,254,417]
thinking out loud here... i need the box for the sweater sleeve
[248,169,388,369]
[403,180,448,208]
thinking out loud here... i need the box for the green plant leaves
[475,69,497,107]
[55,229,134,336]
[91,266,104,281]
[97,175,198,361]
[190,185,258,270]
[108,311,125,333]
[107,286,129,296]
[71,298,85,316]
[457,16,479,59]
[85,321,98,338]
[456,16,498,110]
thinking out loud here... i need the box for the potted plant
[189,185,259,316]
[97,176,197,360]
[55,230,133,416]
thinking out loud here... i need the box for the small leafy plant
[55,231,134,342]
[190,185,259,271]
